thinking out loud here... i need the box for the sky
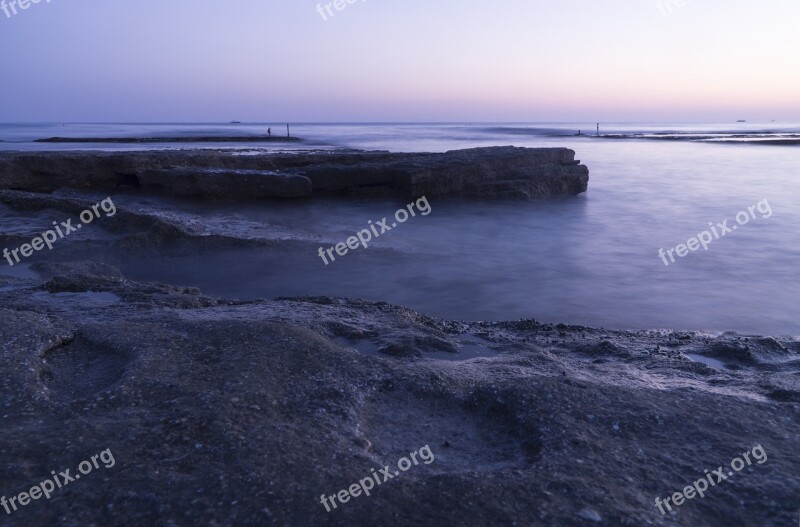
[1,0,799,122]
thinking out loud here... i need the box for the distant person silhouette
[268,128,272,137]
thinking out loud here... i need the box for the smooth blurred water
[2,123,798,334]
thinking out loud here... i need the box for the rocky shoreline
[0,147,797,526]
[0,261,797,526]
[0,146,589,200]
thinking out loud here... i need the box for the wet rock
[137,167,312,199]
[0,212,796,527]
[0,147,589,201]
[0,267,797,526]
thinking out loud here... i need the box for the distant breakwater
[34,136,302,144]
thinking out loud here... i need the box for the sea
[1,122,798,335]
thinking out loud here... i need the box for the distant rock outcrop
[0,146,589,200]
[34,136,302,144]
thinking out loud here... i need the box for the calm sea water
[1,123,799,335]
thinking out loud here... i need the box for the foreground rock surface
[0,147,589,200]
[0,263,797,527]
[0,154,793,526]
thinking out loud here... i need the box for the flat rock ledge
[0,146,589,200]
[0,263,797,526]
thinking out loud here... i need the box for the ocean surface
[1,122,799,335]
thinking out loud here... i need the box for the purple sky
[1,0,799,122]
